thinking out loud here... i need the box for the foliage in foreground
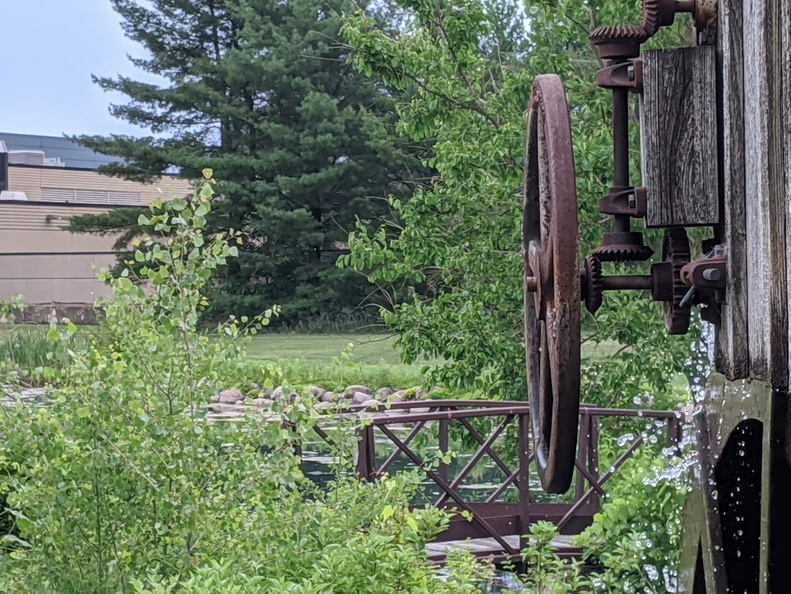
[577,450,689,593]
[0,179,446,592]
[0,178,594,593]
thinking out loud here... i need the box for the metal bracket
[599,187,648,218]
[681,257,727,290]
[596,60,644,90]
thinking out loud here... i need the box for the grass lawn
[247,333,405,364]
[246,332,622,364]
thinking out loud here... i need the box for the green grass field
[246,333,405,364]
[246,332,621,364]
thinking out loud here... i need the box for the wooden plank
[715,0,749,380]
[784,0,791,391]
[743,0,788,390]
[641,47,719,228]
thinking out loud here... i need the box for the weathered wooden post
[522,0,791,589]
[676,1,791,591]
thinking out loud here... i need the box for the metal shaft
[524,274,654,294]
[612,82,631,234]
[600,275,653,292]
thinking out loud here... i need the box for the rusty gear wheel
[662,227,692,335]
[642,0,678,36]
[583,256,604,315]
[589,0,677,58]
[523,74,581,495]
[588,26,648,59]
[591,232,654,263]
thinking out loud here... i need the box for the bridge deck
[426,534,582,564]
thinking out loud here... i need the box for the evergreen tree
[70,0,422,322]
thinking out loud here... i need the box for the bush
[0,175,489,593]
[576,451,689,594]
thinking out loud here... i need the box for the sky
[0,0,156,138]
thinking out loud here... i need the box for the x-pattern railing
[312,400,683,563]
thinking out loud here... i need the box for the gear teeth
[589,26,649,45]
[589,0,674,49]
[584,256,604,315]
[591,244,655,263]
[641,0,662,36]
[663,228,692,335]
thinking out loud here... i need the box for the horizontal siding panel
[0,253,116,279]
[7,166,192,205]
[0,203,114,231]
[0,278,112,304]
[0,229,119,254]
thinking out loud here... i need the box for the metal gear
[591,231,655,263]
[642,0,678,36]
[589,0,678,58]
[583,255,604,315]
[588,26,649,60]
[662,227,692,335]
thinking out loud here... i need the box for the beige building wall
[7,165,193,204]
[0,166,194,314]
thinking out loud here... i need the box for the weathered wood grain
[743,0,788,390]
[783,0,791,391]
[641,47,719,228]
[714,0,749,379]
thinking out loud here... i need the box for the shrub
[576,451,689,594]
[0,175,486,593]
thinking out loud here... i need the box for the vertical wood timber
[641,47,719,228]
[715,0,749,379]
[743,0,788,390]
[783,0,791,391]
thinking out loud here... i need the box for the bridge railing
[311,400,683,563]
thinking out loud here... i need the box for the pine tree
[71,0,422,322]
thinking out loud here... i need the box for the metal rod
[438,419,449,485]
[612,84,631,234]
[378,424,518,555]
[589,416,601,511]
[459,417,522,492]
[574,411,588,501]
[530,272,653,295]
[518,414,531,557]
[434,415,515,507]
[600,274,653,292]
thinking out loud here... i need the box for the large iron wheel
[523,74,581,494]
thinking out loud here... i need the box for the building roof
[0,132,120,170]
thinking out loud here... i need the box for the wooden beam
[715,0,749,379]
[641,46,719,228]
[743,0,788,390]
[783,0,791,391]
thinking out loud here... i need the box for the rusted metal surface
[680,249,727,290]
[596,60,644,90]
[589,0,699,60]
[660,227,693,334]
[599,187,648,218]
[522,74,581,494]
[312,401,683,565]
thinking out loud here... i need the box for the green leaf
[406,516,418,533]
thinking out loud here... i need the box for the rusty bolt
[702,268,721,282]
